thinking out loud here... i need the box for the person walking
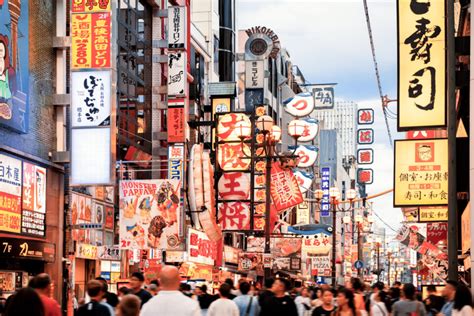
[4,287,45,316]
[140,265,200,316]
[196,284,217,316]
[129,272,152,307]
[452,284,473,316]
[258,278,275,316]
[96,277,119,308]
[439,281,458,316]
[312,289,335,316]
[351,278,367,316]
[295,288,312,316]
[333,288,360,316]
[392,283,426,316]
[269,278,298,316]
[424,285,445,316]
[76,280,114,316]
[116,295,140,316]
[29,273,61,316]
[233,281,260,316]
[207,283,239,316]
[370,291,389,316]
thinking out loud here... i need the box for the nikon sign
[245,26,281,59]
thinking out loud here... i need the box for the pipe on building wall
[218,0,235,82]
[469,0,474,292]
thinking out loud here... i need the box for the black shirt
[133,288,152,307]
[272,295,298,316]
[259,290,275,316]
[198,293,218,309]
[76,301,112,316]
[313,306,336,316]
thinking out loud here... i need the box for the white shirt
[207,298,239,316]
[453,306,473,316]
[294,296,311,316]
[141,290,201,316]
[371,302,389,316]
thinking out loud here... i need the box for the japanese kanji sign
[71,71,111,127]
[312,84,335,109]
[72,0,111,12]
[187,228,218,265]
[357,129,374,144]
[288,145,319,168]
[168,145,184,182]
[218,173,250,200]
[0,154,22,233]
[270,162,303,212]
[217,143,251,171]
[358,109,374,125]
[168,51,187,96]
[320,167,331,217]
[357,149,374,165]
[218,202,250,230]
[71,12,111,69]
[245,60,265,89]
[21,162,46,237]
[398,0,446,130]
[394,139,448,207]
[168,6,187,50]
[357,168,374,185]
[419,206,448,222]
[217,113,251,141]
[167,107,185,143]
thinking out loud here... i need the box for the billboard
[394,139,448,207]
[0,1,29,133]
[119,180,181,250]
[398,0,446,130]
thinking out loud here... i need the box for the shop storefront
[0,151,63,298]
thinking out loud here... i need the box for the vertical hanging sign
[397,0,446,130]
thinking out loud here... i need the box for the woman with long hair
[453,284,473,316]
[332,288,360,316]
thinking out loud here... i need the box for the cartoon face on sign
[415,142,434,162]
[288,145,318,168]
[296,118,319,142]
[293,170,314,193]
[283,92,315,117]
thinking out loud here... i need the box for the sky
[236,0,404,236]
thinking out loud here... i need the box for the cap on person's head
[219,283,232,298]
[131,272,145,282]
[239,282,250,295]
[87,280,104,298]
[29,273,51,290]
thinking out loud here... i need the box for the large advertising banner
[0,154,21,233]
[21,162,46,237]
[119,180,181,250]
[0,0,29,133]
[398,0,446,130]
[394,139,448,207]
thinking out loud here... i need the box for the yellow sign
[402,208,418,222]
[461,202,470,254]
[398,0,446,130]
[212,98,231,116]
[419,206,448,222]
[394,139,448,207]
[296,202,310,225]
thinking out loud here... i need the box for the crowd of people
[0,269,473,316]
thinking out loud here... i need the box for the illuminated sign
[419,206,448,222]
[398,0,446,130]
[168,145,184,181]
[168,52,187,97]
[293,170,314,194]
[283,93,315,117]
[394,139,448,207]
[295,118,319,142]
[218,202,250,230]
[218,173,250,200]
[321,167,330,217]
[245,61,265,89]
[0,237,55,262]
[288,145,319,168]
[187,228,218,266]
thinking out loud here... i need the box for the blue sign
[321,167,331,216]
[354,260,364,269]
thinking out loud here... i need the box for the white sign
[245,61,264,89]
[0,154,22,196]
[187,228,215,266]
[311,256,331,276]
[97,245,121,261]
[312,84,335,109]
[168,6,186,50]
[71,71,111,127]
[284,92,315,117]
[71,128,112,185]
[168,52,187,96]
[297,118,319,142]
[296,202,310,225]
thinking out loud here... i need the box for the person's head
[218,283,232,299]
[29,273,52,296]
[315,287,323,298]
[87,280,105,301]
[159,265,181,291]
[337,288,356,314]
[372,281,384,293]
[454,284,473,311]
[375,290,387,303]
[239,281,251,295]
[201,284,208,293]
[0,35,9,75]
[179,283,191,293]
[442,280,458,301]
[351,278,364,293]
[118,286,131,298]
[426,285,437,294]
[147,284,159,296]
[224,278,234,289]
[150,279,160,287]
[301,288,309,297]
[402,283,416,300]
[194,286,203,296]
[129,272,145,291]
[117,294,141,316]
[389,287,400,299]
[321,289,334,306]
[5,287,44,316]
[271,278,291,296]
[264,278,275,290]
[394,281,401,288]
[95,277,109,292]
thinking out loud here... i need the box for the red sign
[407,130,436,139]
[358,109,374,125]
[187,228,219,265]
[357,129,374,144]
[218,202,250,230]
[270,162,303,212]
[167,107,185,143]
[104,206,114,230]
[72,0,111,12]
[426,222,447,246]
[357,149,373,165]
[357,168,373,185]
[124,146,152,168]
[217,143,251,171]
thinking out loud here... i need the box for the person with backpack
[233,281,260,316]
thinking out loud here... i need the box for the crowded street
[0,0,473,315]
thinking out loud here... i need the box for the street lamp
[236,114,300,279]
[314,186,357,287]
